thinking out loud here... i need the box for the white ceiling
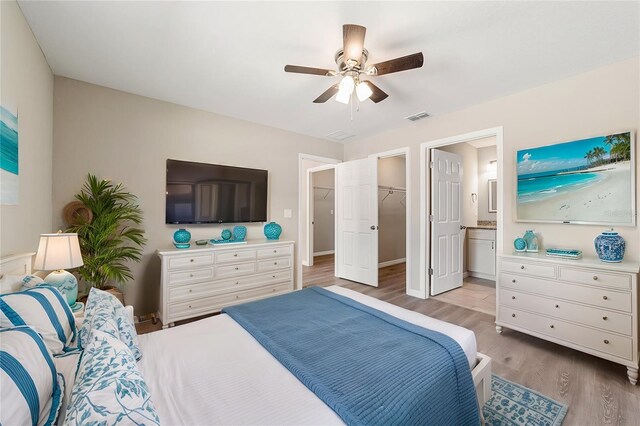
[18,1,640,143]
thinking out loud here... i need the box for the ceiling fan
[284,24,424,105]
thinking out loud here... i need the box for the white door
[336,158,378,287]
[430,149,463,295]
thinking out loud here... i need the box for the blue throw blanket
[223,287,479,426]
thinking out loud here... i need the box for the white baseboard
[378,258,406,268]
[313,250,335,257]
[301,260,310,267]
[469,271,496,281]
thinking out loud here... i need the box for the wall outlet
[284,209,292,218]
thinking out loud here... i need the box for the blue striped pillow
[0,326,64,426]
[0,286,77,355]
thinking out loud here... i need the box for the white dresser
[496,253,640,384]
[157,240,294,328]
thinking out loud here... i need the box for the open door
[336,158,378,287]
[430,149,463,295]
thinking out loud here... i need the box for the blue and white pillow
[80,287,141,360]
[0,286,77,354]
[0,274,45,293]
[64,330,160,426]
[0,326,64,426]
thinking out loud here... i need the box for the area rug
[483,374,568,426]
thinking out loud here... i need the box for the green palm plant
[66,174,146,290]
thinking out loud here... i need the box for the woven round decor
[63,201,93,226]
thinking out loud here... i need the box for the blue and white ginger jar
[264,222,282,240]
[173,228,191,244]
[594,229,625,263]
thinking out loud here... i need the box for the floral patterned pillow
[64,330,160,426]
[80,288,142,360]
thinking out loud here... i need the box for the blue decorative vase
[173,228,191,244]
[233,226,247,241]
[264,222,282,240]
[514,237,527,252]
[221,229,232,240]
[523,230,539,253]
[594,229,625,263]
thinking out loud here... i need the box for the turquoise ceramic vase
[173,228,191,244]
[523,230,539,252]
[233,226,247,241]
[594,229,625,263]
[264,222,282,240]
[221,229,232,240]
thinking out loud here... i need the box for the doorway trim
[419,127,504,299]
[368,147,412,296]
[297,153,341,290]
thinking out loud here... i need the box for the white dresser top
[500,251,640,274]
[157,239,294,256]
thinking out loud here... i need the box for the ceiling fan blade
[313,84,340,103]
[363,80,389,103]
[369,52,424,76]
[284,65,335,76]
[343,24,367,65]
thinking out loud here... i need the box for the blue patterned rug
[483,375,568,426]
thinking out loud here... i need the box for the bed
[137,285,492,425]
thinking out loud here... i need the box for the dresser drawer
[215,262,256,278]
[501,260,556,279]
[500,289,633,335]
[558,267,631,290]
[257,257,291,272]
[501,273,631,312]
[168,282,291,319]
[167,267,214,287]
[215,249,256,264]
[468,229,495,240]
[257,245,292,259]
[167,253,214,270]
[168,270,292,303]
[499,307,633,360]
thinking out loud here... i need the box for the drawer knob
[188,289,192,293]
[234,253,238,257]
[272,288,276,292]
[273,250,277,253]
[549,325,555,329]
[235,267,239,270]
[188,305,192,308]
[190,259,194,263]
[190,274,193,277]
[274,262,278,265]
[272,275,276,278]
[511,296,516,300]
[236,295,239,299]
[603,295,608,300]
[520,265,525,270]
[555,304,559,308]
[512,313,516,318]
[602,316,608,320]
[604,339,610,345]
[512,279,516,283]
[235,281,239,285]
[593,275,598,281]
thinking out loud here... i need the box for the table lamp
[33,232,84,312]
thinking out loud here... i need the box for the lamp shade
[33,233,83,271]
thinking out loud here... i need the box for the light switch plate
[284,209,292,218]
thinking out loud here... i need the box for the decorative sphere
[221,229,232,240]
[264,222,282,240]
[173,228,191,244]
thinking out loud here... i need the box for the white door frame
[306,164,338,268]
[368,147,412,296]
[297,153,341,289]
[419,127,504,299]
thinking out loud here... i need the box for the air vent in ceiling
[405,111,430,122]
[326,130,355,141]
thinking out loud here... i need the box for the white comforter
[137,286,477,425]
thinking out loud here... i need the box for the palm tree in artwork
[592,146,607,166]
[604,133,632,163]
[584,149,594,167]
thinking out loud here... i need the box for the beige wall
[378,156,406,263]
[312,169,335,254]
[344,57,640,296]
[0,1,53,257]
[477,145,498,222]
[53,77,343,313]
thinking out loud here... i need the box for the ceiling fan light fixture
[335,89,351,104]
[356,82,373,101]
[338,75,355,95]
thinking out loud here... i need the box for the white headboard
[0,253,35,293]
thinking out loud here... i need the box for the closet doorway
[308,167,336,268]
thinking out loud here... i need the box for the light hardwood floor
[431,276,496,316]
[305,254,640,426]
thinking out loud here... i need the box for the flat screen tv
[166,159,268,224]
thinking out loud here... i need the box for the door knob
[370,225,376,230]
[460,225,467,230]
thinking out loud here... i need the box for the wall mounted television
[166,159,268,224]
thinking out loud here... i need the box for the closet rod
[378,185,406,193]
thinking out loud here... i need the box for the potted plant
[66,174,146,302]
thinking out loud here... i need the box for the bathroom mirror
[488,179,497,212]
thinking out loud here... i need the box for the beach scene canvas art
[517,131,634,224]
[1,106,19,205]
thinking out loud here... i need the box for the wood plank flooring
[431,276,496,316]
[305,255,640,426]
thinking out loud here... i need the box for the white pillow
[0,326,64,426]
[0,286,77,354]
[52,352,81,426]
[0,274,45,293]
